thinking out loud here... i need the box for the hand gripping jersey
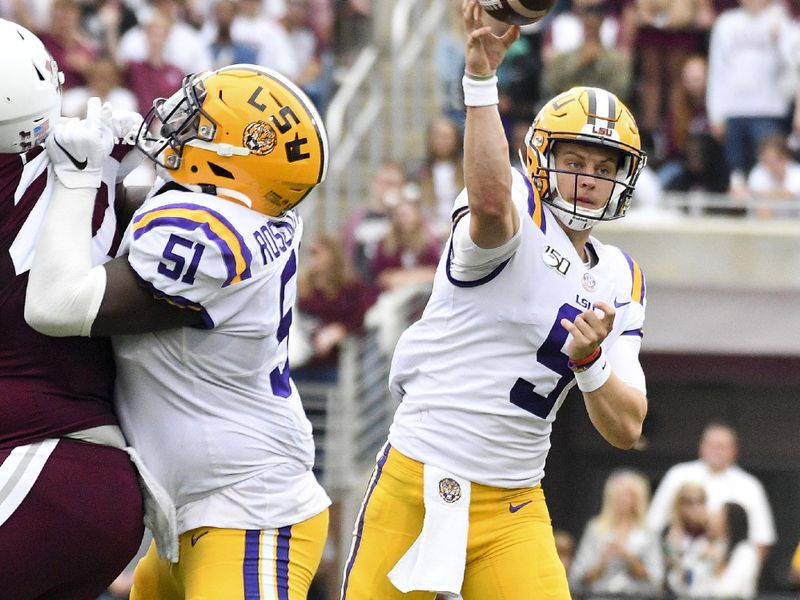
[113,186,329,533]
[0,145,129,447]
[388,169,646,488]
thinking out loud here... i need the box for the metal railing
[315,0,448,232]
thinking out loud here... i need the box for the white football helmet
[0,19,64,154]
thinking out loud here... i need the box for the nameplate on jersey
[542,245,571,276]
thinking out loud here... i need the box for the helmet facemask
[137,73,216,171]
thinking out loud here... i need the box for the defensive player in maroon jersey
[0,19,145,599]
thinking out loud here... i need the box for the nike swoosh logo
[53,136,88,170]
[190,531,209,546]
[613,299,631,308]
[509,500,532,513]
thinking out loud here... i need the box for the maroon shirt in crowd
[125,60,185,115]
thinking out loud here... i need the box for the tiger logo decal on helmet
[523,86,646,231]
[243,120,277,156]
[137,64,328,217]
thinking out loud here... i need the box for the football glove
[47,97,114,189]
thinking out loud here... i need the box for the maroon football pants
[0,439,144,599]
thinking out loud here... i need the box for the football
[477,0,556,26]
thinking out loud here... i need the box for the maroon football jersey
[0,146,129,447]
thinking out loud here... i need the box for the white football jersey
[388,169,646,488]
[113,187,329,533]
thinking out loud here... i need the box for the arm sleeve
[607,334,647,395]
[24,183,108,337]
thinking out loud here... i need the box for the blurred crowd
[491,0,800,213]
[0,0,374,123]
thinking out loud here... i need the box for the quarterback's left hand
[47,97,114,189]
[561,300,615,361]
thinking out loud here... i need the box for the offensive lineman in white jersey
[24,65,331,599]
[340,2,649,599]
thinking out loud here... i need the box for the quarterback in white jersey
[25,65,331,600]
[341,2,649,599]
[388,167,646,489]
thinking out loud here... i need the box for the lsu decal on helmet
[523,86,646,231]
[137,64,328,217]
[0,19,64,153]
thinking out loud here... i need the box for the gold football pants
[131,509,328,600]
[340,445,570,599]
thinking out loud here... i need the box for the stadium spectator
[339,3,650,596]
[633,0,715,144]
[123,14,184,115]
[207,0,258,69]
[294,233,377,381]
[61,56,137,118]
[747,133,800,217]
[117,0,213,75]
[647,422,777,564]
[226,0,295,76]
[658,55,728,189]
[496,21,545,127]
[0,19,144,599]
[661,481,711,597]
[415,115,464,239]
[661,131,731,194]
[342,160,407,280]
[542,0,622,64]
[435,3,467,126]
[37,0,97,89]
[690,502,761,598]
[541,0,632,101]
[26,65,331,600]
[706,0,793,191]
[570,469,664,596]
[80,0,138,62]
[369,197,441,294]
[276,0,330,111]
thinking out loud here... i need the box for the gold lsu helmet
[137,64,328,217]
[523,86,646,231]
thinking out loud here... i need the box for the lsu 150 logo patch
[438,478,462,503]
[542,245,571,275]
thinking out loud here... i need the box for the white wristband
[573,354,611,393]
[462,74,499,107]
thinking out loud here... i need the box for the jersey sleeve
[446,168,534,284]
[615,250,647,337]
[126,201,255,328]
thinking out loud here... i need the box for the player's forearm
[24,181,107,337]
[464,105,517,248]
[583,374,647,449]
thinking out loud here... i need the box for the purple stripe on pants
[243,530,261,600]
[340,442,392,598]
[276,525,292,600]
